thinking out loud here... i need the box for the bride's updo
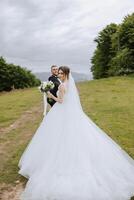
[58,66,70,80]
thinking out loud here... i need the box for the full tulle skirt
[18,102,134,200]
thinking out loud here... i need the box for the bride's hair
[58,66,70,79]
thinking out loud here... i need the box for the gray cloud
[1,0,134,73]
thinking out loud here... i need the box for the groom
[47,65,61,107]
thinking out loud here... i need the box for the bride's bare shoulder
[58,83,66,92]
[58,83,65,89]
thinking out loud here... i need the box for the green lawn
[0,87,42,128]
[0,87,43,186]
[0,76,134,199]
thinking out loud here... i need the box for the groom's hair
[51,65,58,70]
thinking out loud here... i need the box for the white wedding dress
[18,73,134,200]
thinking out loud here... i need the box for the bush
[0,57,41,92]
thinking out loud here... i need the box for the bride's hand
[47,91,53,98]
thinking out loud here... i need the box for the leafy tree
[91,23,117,79]
[119,13,134,50]
[108,48,134,76]
[0,56,41,92]
[91,13,134,78]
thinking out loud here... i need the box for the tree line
[91,13,134,79]
[0,57,41,92]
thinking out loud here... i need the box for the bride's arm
[47,84,65,103]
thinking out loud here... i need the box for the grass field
[0,76,134,199]
[0,87,43,187]
[0,88,42,128]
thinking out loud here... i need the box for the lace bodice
[56,82,68,97]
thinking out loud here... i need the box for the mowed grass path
[0,88,42,128]
[0,87,43,186]
[0,76,134,196]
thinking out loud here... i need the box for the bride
[18,66,134,200]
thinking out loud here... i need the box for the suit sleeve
[48,76,55,82]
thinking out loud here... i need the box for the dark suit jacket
[47,75,61,107]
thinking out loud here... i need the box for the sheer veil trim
[63,72,83,110]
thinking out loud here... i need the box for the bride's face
[58,69,66,81]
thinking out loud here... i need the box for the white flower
[38,81,54,93]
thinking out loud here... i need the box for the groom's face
[51,67,59,76]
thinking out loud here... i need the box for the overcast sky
[1,0,134,74]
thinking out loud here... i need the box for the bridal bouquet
[38,81,54,93]
[38,81,54,116]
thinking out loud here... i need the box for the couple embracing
[47,65,61,107]
[18,65,134,200]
